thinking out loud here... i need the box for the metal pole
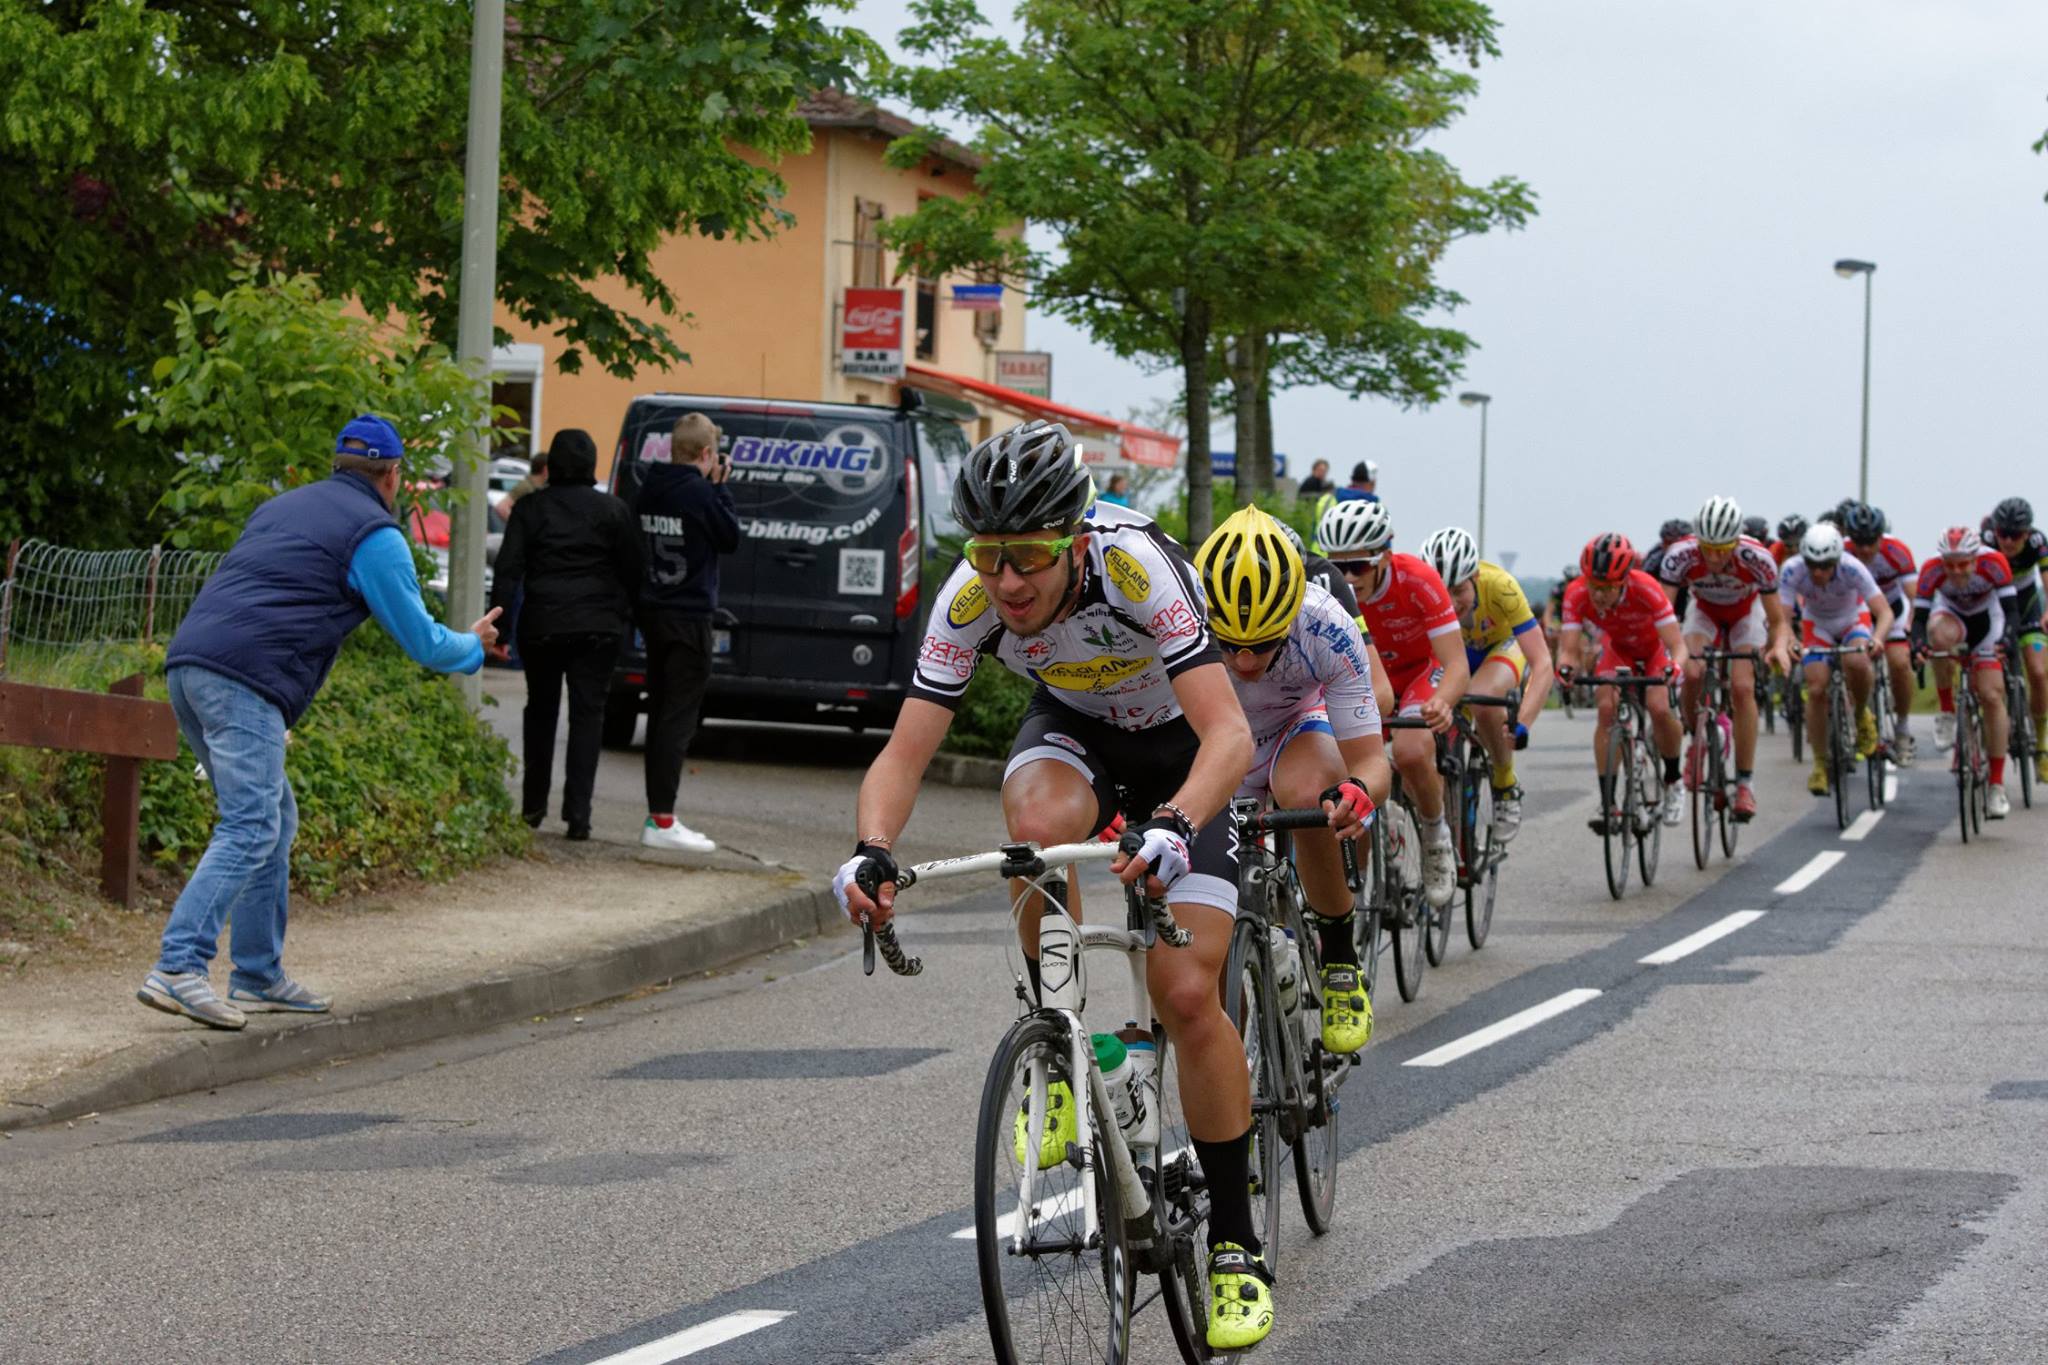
[1857,269,1873,503]
[1476,401,1490,560]
[450,0,505,706]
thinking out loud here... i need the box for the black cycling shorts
[1004,689,1239,916]
[2014,584,2044,638]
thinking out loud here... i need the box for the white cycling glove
[1124,821,1191,890]
[832,843,898,919]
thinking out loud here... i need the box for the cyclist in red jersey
[1657,496,1793,822]
[1558,534,1689,831]
[1841,503,1918,764]
[1918,526,2017,817]
[1319,499,1468,912]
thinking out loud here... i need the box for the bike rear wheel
[976,1013,1131,1365]
[2014,691,2036,810]
[1714,718,1739,858]
[1830,676,1852,831]
[1955,702,1975,843]
[1290,931,1340,1238]
[1221,918,1282,1269]
[1603,724,1633,900]
[1466,778,1499,949]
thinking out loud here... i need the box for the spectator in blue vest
[1334,459,1379,503]
[140,415,501,1030]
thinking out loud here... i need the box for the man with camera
[632,412,741,852]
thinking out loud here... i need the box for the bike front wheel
[1634,731,1663,887]
[1690,713,1714,870]
[975,1013,1131,1365]
[1602,724,1633,900]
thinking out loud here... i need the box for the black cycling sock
[1194,1127,1261,1255]
[1737,769,1753,784]
[1664,755,1681,784]
[1314,912,1357,968]
[1598,772,1616,806]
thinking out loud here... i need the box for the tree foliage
[0,0,867,548]
[134,267,500,551]
[878,0,1532,543]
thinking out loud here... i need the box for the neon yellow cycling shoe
[1856,708,1879,759]
[1808,754,1830,796]
[1207,1242,1275,1350]
[1013,1077,1076,1171]
[1320,963,1373,1054]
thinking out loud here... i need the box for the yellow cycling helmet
[1196,505,1306,647]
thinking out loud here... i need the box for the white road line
[588,1312,793,1365]
[1773,850,1846,895]
[1403,989,1603,1068]
[1638,910,1765,966]
[1884,772,1899,802]
[1841,809,1885,842]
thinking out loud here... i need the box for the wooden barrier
[0,674,180,906]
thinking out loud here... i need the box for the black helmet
[1776,514,1809,545]
[1740,515,1770,542]
[951,421,1095,535]
[1992,497,2034,536]
[1658,518,1692,545]
[1841,502,1885,544]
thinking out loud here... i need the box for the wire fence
[0,539,223,678]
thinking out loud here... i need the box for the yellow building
[492,91,1177,481]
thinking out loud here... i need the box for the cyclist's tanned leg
[1271,732,1351,921]
[1002,761,1099,960]
[1731,657,1761,770]
[1393,727,1441,821]
[1471,656,1519,784]
[1146,905,1250,1139]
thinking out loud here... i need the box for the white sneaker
[1421,833,1456,908]
[1491,787,1523,844]
[1894,731,1916,767]
[641,818,715,852]
[1988,785,2010,819]
[1661,785,1685,826]
[1934,713,1956,752]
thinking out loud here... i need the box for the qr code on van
[838,548,886,596]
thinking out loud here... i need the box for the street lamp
[1458,391,1492,558]
[1833,258,1876,503]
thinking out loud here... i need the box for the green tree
[879,0,1530,544]
[0,0,866,548]
[134,267,501,551]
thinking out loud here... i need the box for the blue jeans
[155,666,298,991]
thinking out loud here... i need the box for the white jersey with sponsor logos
[910,502,1218,732]
[1230,583,1381,744]
[1778,555,1881,633]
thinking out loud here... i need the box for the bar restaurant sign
[995,350,1053,399]
[841,287,906,380]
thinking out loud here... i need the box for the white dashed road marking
[1884,771,1899,802]
[1404,989,1603,1068]
[588,1311,793,1364]
[1639,910,1766,966]
[1773,850,1845,895]
[1841,810,1884,841]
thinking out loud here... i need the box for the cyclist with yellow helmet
[1196,506,1390,1058]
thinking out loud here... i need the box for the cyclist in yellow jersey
[1420,528,1556,841]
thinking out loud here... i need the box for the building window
[851,197,887,288]
[915,276,938,361]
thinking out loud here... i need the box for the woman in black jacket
[491,429,643,839]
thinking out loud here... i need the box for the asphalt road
[4,713,2046,1364]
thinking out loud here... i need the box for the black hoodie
[490,429,643,639]
[631,458,741,618]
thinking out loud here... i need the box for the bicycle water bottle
[1269,925,1302,1016]
[1118,1023,1160,1151]
[1091,1033,1145,1142]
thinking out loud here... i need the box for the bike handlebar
[1576,671,1671,687]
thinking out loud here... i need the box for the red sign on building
[841,288,906,380]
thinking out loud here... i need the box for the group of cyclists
[826,416,2043,1354]
[1543,492,2048,822]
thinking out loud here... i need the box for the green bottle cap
[1091,1032,1128,1072]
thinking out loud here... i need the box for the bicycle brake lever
[862,918,877,976]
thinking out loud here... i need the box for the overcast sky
[847,0,2047,574]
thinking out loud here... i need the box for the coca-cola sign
[842,287,905,380]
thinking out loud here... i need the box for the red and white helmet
[1936,525,1983,559]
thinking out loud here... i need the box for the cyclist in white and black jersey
[833,422,1274,1352]
[1197,507,1388,1059]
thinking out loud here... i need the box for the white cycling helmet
[1420,526,1480,587]
[1695,495,1743,545]
[1799,522,1845,566]
[1319,499,1395,556]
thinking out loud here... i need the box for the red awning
[903,363,1182,469]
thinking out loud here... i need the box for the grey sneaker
[138,971,247,1030]
[228,975,332,1013]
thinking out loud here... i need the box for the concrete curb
[929,752,1004,789]
[0,884,843,1133]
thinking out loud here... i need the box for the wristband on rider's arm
[1148,803,1195,841]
